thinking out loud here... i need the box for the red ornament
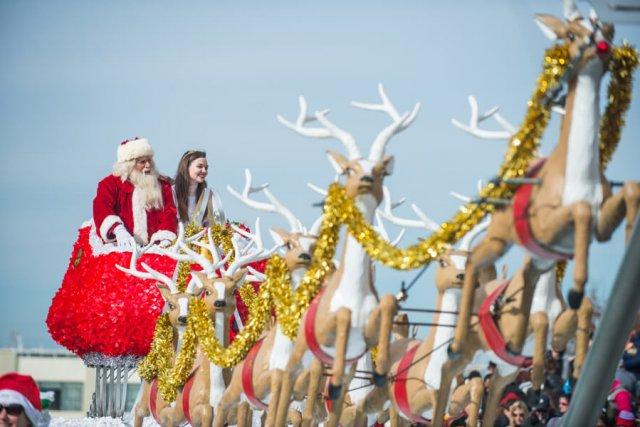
[597,40,609,54]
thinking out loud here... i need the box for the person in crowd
[93,137,177,248]
[173,150,225,227]
[494,389,526,427]
[557,392,571,415]
[506,400,528,427]
[607,370,636,427]
[0,373,49,426]
[524,393,555,426]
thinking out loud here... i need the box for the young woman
[174,150,225,226]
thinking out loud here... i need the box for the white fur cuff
[99,215,123,242]
[149,229,177,244]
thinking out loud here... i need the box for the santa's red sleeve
[93,176,124,243]
[149,179,178,243]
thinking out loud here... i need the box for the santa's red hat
[0,372,45,425]
[117,137,153,163]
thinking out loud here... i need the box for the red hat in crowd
[0,372,45,425]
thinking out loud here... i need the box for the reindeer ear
[269,228,288,247]
[232,267,247,284]
[380,155,394,176]
[534,14,567,40]
[156,284,172,300]
[326,150,350,174]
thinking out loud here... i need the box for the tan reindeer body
[451,2,640,361]
[274,85,419,427]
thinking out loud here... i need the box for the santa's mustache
[129,168,163,210]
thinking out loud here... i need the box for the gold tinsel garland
[138,314,173,381]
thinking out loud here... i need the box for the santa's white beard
[129,169,164,210]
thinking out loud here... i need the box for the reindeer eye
[205,290,211,296]
[439,260,448,268]
[168,303,176,310]
[567,32,575,41]
[345,167,354,176]
[286,242,293,250]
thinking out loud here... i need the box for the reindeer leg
[132,381,151,427]
[326,363,356,427]
[302,359,323,427]
[265,369,283,427]
[433,363,458,427]
[452,234,509,354]
[552,308,577,353]
[372,294,397,386]
[236,401,250,427]
[328,308,352,401]
[573,297,593,379]
[530,311,549,391]
[597,181,640,243]
[447,383,469,418]
[508,258,543,353]
[465,377,484,427]
[482,371,517,427]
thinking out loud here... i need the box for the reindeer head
[156,284,197,328]
[269,228,317,273]
[191,270,242,317]
[535,0,613,70]
[277,84,420,207]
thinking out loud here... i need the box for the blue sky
[1,0,639,348]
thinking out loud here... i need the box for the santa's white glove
[114,224,135,249]
[158,239,172,248]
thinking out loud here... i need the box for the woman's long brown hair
[174,150,207,223]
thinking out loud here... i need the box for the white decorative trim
[0,389,42,426]
[99,215,123,243]
[84,220,170,256]
[132,188,149,245]
[149,230,177,244]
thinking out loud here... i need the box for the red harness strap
[149,379,159,422]
[392,344,432,425]
[479,280,532,368]
[304,288,365,365]
[513,158,573,261]
[242,338,269,411]
[181,370,197,424]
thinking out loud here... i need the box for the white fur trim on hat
[117,138,153,163]
[99,215,123,243]
[149,230,177,244]
[0,389,43,426]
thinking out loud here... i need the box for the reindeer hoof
[328,383,342,400]
[372,372,387,387]
[447,344,461,361]
[567,289,584,310]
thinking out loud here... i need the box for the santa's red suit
[93,137,177,245]
[93,174,177,245]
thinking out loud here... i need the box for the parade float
[43,1,639,425]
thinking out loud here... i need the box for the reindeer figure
[115,244,203,427]
[450,1,640,365]
[159,222,276,427]
[352,221,493,427]
[270,84,420,427]
[213,170,321,427]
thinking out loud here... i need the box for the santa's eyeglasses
[0,403,24,416]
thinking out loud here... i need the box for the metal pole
[564,214,640,426]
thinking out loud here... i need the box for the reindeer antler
[352,83,421,162]
[115,244,179,293]
[277,96,361,160]
[228,169,303,233]
[451,95,515,140]
[226,218,280,277]
[458,218,491,251]
[378,187,440,232]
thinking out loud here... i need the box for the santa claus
[93,137,177,247]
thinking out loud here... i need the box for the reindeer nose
[177,316,188,325]
[456,273,465,281]
[299,253,311,261]
[214,300,226,308]
[361,176,374,183]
